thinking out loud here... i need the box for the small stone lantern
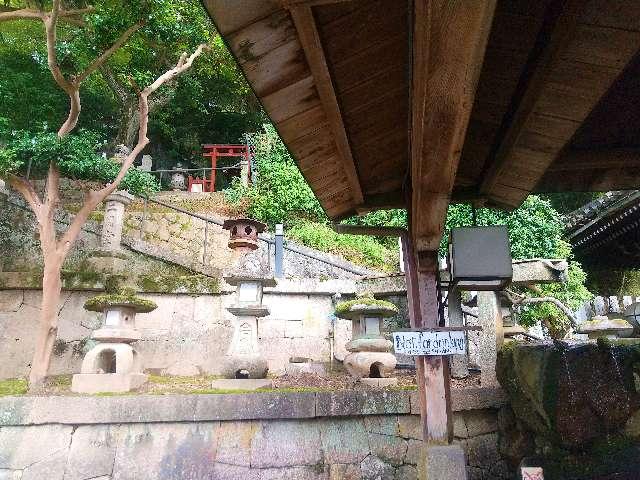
[624,302,640,334]
[215,218,274,388]
[71,289,156,393]
[335,295,398,387]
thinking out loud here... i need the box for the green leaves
[0,130,159,196]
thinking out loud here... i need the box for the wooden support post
[401,237,453,444]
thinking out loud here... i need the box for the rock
[344,352,397,379]
[418,444,467,480]
[250,420,322,468]
[395,464,417,480]
[360,455,395,480]
[497,341,640,448]
[575,316,634,339]
[0,425,72,470]
[346,338,394,353]
[65,426,117,479]
[165,361,201,376]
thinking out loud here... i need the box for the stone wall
[0,388,510,480]
[0,279,358,379]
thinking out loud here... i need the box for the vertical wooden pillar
[401,236,453,444]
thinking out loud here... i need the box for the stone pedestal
[220,316,269,379]
[448,287,469,379]
[477,292,502,387]
[418,444,468,480]
[139,155,152,172]
[240,159,250,187]
[101,192,133,252]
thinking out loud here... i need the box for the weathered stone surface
[476,292,502,387]
[65,426,117,480]
[404,439,422,466]
[215,421,257,466]
[418,444,467,480]
[397,416,421,440]
[211,379,273,391]
[344,352,396,379]
[165,360,200,376]
[409,388,508,415]
[0,290,23,312]
[395,464,417,480]
[111,423,219,479]
[466,433,500,468]
[463,410,498,438]
[0,425,72,470]
[453,413,468,438]
[329,463,361,480]
[360,455,395,480]
[317,391,410,417]
[260,466,329,480]
[346,338,393,353]
[251,420,322,468]
[363,416,399,436]
[0,471,22,480]
[320,419,370,464]
[211,463,261,480]
[21,450,67,480]
[359,378,398,388]
[368,433,407,466]
[195,392,316,421]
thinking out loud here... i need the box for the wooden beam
[280,0,354,7]
[478,0,640,208]
[410,0,496,251]
[479,0,586,199]
[547,148,640,171]
[289,5,364,205]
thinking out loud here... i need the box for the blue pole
[275,223,284,278]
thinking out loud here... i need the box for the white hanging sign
[392,330,466,356]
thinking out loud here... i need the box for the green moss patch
[335,296,398,319]
[0,378,28,396]
[84,289,157,313]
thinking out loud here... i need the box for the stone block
[418,444,467,480]
[329,463,361,480]
[395,465,418,480]
[111,422,219,479]
[368,433,407,466]
[463,410,498,438]
[360,455,395,480]
[404,439,422,466]
[453,413,468,438]
[211,379,273,391]
[0,290,23,313]
[261,466,330,480]
[0,471,21,480]
[21,450,67,480]
[71,373,147,394]
[465,433,500,468]
[211,463,261,480]
[165,361,201,376]
[215,421,259,466]
[316,391,410,417]
[0,425,72,470]
[320,418,370,464]
[363,416,399,436]
[397,416,422,440]
[250,420,322,468]
[409,388,508,414]
[65,426,117,480]
[194,392,316,421]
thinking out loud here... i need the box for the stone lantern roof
[84,289,157,314]
[335,295,398,320]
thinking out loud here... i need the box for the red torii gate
[188,144,251,193]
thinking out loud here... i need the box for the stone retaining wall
[0,388,510,480]
[0,280,359,379]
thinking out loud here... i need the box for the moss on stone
[61,269,103,289]
[84,288,157,313]
[335,295,398,319]
[0,378,28,396]
[136,274,220,294]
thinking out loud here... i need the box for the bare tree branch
[75,21,144,84]
[0,6,93,23]
[0,8,43,21]
[505,289,577,327]
[7,175,42,214]
[57,44,209,256]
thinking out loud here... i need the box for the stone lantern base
[344,351,398,380]
[71,342,147,394]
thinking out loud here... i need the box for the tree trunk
[28,254,63,389]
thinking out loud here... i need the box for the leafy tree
[0,1,206,388]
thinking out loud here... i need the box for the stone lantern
[71,289,156,393]
[214,218,275,389]
[335,295,398,387]
[623,302,640,334]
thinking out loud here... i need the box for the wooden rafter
[410,0,496,251]
[478,0,587,204]
[289,5,364,206]
[280,0,353,7]
[547,148,640,171]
